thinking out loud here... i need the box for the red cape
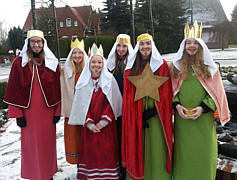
[4,57,61,108]
[122,60,173,179]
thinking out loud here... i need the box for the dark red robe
[4,57,61,108]
[122,59,173,179]
[78,87,120,179]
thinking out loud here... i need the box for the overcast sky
[0,0,236,30]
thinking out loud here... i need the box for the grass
[228,44,237,48]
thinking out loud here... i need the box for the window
[60,21,64,28]
[74,20,78,27]
[72,35,78,40]
[66,18,71,27]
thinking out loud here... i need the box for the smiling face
[89,55,103,78]
[185,38,200,56]
[71,48,84,64]
[29,36,43,54]
[139,39,152,58]
[116,43,128,57]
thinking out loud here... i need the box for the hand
[176,104,189,119]
[16,117,27,128]
[188,106,203,120]
[91,125,101,133]
[87,123,101,133]
[53,116,60,124]
[95,122,104,130]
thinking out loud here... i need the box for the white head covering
[173,38,217,77]
[107,34,134,71]
[20,30,58,72]
[64,47,89,78]
[125,33,163,72]
[68,53,122,125]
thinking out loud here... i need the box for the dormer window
[74,20,78,27]
[66,18,71,27]
[60,21,64,27]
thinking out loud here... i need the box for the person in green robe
[169,21,230,180]
[122,33,173,180]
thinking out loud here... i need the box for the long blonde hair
[170,44,211,80]
[70,57,85,74]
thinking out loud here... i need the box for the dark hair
[112,51,129,75]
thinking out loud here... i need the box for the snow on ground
[162,48,237,66]
[0,118,78,180]
[0,48,237,179]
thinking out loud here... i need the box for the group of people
[3,20,230,180]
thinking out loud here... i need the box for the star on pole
[127,63,169,102]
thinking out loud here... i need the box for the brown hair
[112,51,129,75]
[170,44,211,80]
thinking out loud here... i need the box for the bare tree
[0,21,8,44]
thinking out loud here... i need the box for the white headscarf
[64,47,89,78]
[20,30,58,72]
[68,54,122,125]
[107,34,134,71]
[125,33,163,72]
[173,38,217,77]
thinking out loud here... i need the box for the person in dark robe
[4,30,61,180]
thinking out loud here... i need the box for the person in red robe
[122,33,173,180]
[68,43,122,179]
[4,30,61,180]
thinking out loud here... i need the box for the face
[29,36,43,54]
[139,39,152,58]
[89,55,103,77]
[71,48,84,64]
[116,43,128,57]
[185,38,199,56]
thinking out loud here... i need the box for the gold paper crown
[71,38,85,50]
[137,34,153,42]
[88,43,103,57]
[184,20,203,39]
[27,30,44,39]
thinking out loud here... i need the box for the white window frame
[66,18,71,27]
[74,20,78,27]
[60,21,64,28]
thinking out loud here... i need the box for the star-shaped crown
[184,20,203,39]
[88,43,103,57]
[71,38,85,50]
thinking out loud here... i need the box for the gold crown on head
[184,20,203,39]
[88,43,103,57]
[71,38,85,50]
[27,30,44,39]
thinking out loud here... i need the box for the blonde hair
[170,45,211,80]
[70,57,85,74]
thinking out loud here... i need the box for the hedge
[0,82,8,109]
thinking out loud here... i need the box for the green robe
[127,97,171,180]
[172,70,217,180]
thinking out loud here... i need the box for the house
[184,0,229,49]
[22,5,101,39]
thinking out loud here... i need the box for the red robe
[122,60,173,179]
[78,87,120,180]
[4,57,61,108]
[6,58,61,180]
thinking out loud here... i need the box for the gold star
[127,63,169,102]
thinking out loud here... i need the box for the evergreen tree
[153,0,187,53]
[8,26,24,51]
[134,0,150,35]
[230,4,237,44]
[101,0,131,34]
[231,4,237,22]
